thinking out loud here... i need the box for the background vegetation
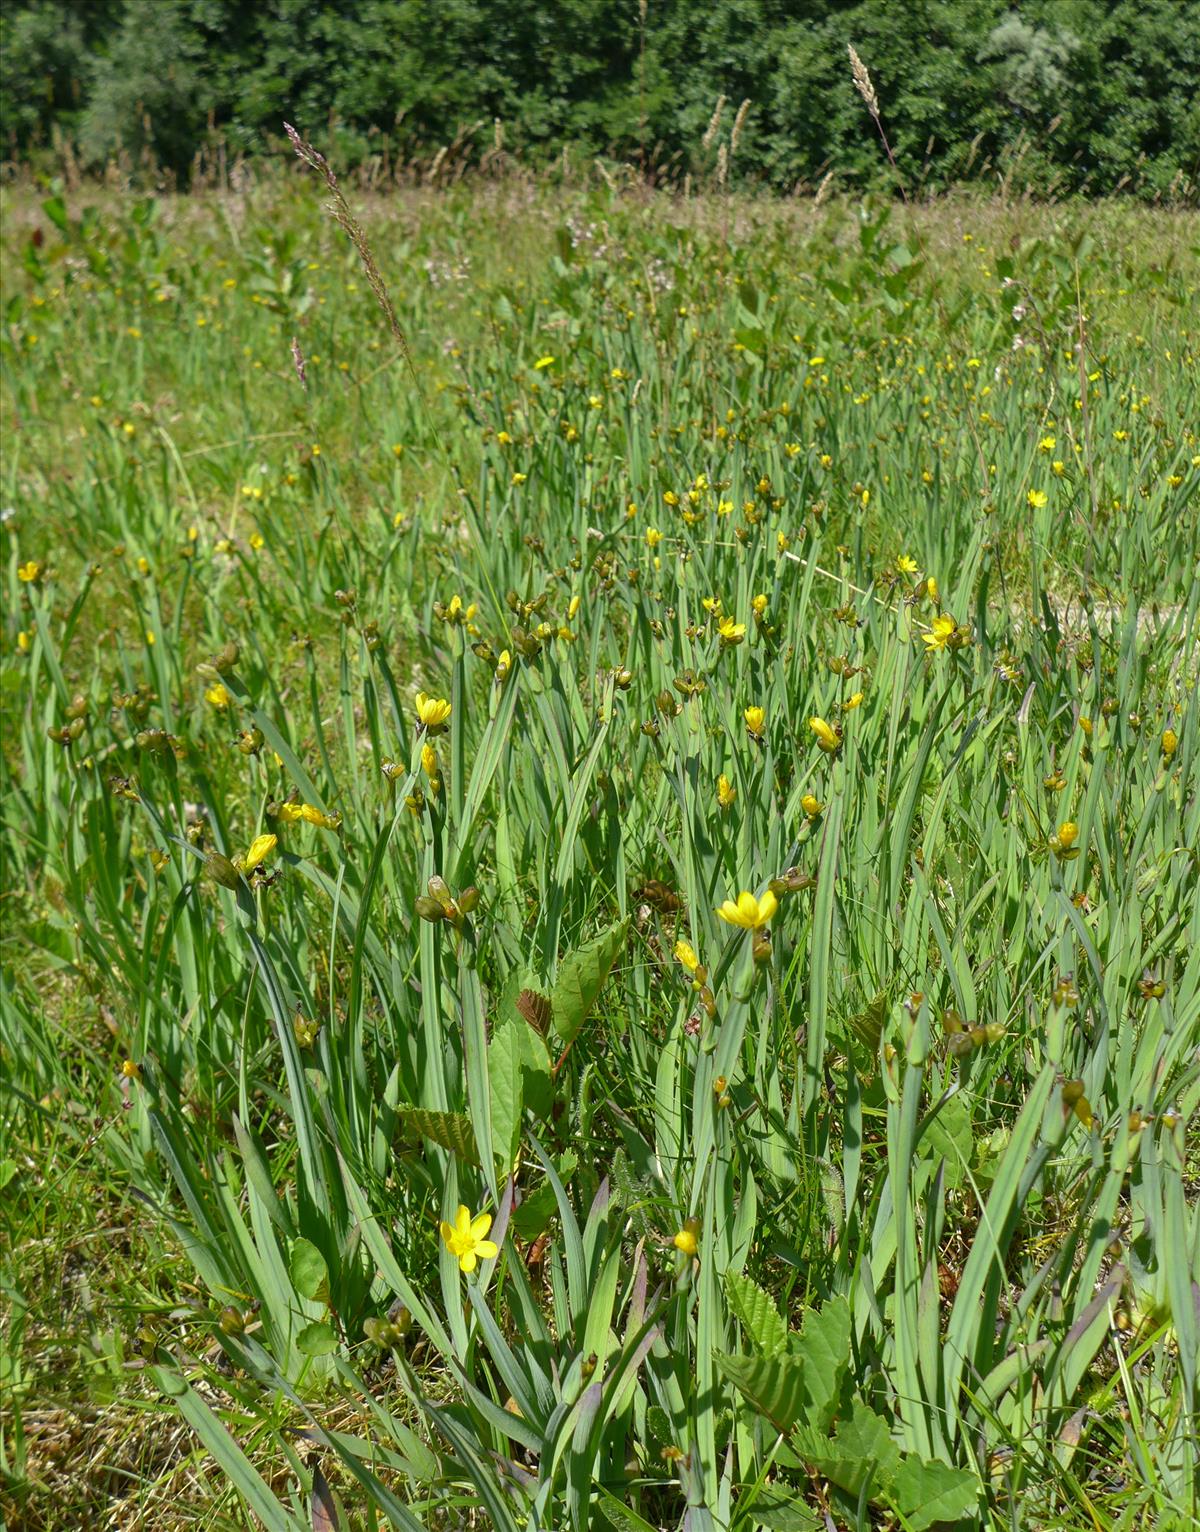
[3,0,1200,197]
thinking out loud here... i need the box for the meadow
[1,157,1198,1531]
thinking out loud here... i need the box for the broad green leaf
[920,1091,973,1191]
[791,1295,852,1431]
[748,1493,823,1530]
[487,1018,524,1173]
[296,1321,338,1357]
[510,1151,578,1242]
[889,1455,981,1529]
[551,919,629,1046]
[289,1238,329,1303]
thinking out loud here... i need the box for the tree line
[2,0,1198,197]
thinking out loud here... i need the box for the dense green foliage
[3,0,1200,196]
[2,173,1198,1528]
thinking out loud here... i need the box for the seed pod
[415,896,445,922]
[214,640,240,672]
[205,852,241,889]
[218,1306,245,1335]
[457,885,479,914]
[427,875,453,910]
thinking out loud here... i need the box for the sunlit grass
[2,175,1198,1530]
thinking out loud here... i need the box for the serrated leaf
[848,990,888,1053]
[296,1321,338,1357]
[645,1404,673,1447]
[516,988,551,1033]
[397,1108,480,1166]
[726,1271,788,1356]
[594,1486,659,1532]
[889,1455,980,1529]
[290,1238,329,1303]
[719,1295,852,1433]
[551,920,628,1046]
[716,1350,807,1432]
[793,1400,900,1498]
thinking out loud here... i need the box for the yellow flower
[1079,716,1093,737]
[897,554,918,573]
[17,561,41,583]
[421,742,438,779]
[1027,489,1048,509]
[276,802,341,830]
[800,794,823,818]
[495,650,512,681]
[715,889,778,929]
[674,940,700,975]
[241,833,277,872]
[843,691,864,710]
[533,355,555,370]
[415,691,452,731]
[205,682,232,709]
[673,1221,700,1258]
[16,631,30,654]
[717,773,737,809]
[923,614,957,652]
[1050,821,1080,861]
[751,593,768,617]
[1039,435,1056,451]
[744,706,766,739]
[645,527,662,548]
[717,616,746,646]
[440,1205,499,1274]
[1161,728,1178,758]
[809,717,840,752]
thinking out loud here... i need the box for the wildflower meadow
[2,100,1199,1532]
